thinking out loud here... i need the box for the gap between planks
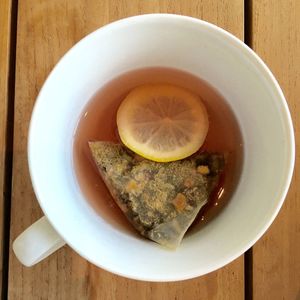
[1,0,19,299]
[244,0,253,299]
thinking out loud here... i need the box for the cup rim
[28,13,295,281]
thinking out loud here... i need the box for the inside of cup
[29,15,294,281]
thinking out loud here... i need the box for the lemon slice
[117,84,209,162]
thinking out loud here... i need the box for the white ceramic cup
[13,14,295,282]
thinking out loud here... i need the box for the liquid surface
[73,67,243,234]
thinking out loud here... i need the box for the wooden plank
[251,0,300,298]
[8,1,244,299]
[0,0,12,296]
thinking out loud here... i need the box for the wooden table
[1,1,299,299]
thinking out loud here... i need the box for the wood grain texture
[251,0,300,299]
[0,0,12,295]
[8,1,244,299]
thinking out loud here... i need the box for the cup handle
[12,216,66,267]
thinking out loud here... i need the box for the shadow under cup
[29,15,294,281]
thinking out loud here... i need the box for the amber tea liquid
[73,67,243,234]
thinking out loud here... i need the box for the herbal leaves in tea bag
[89,141,224,248]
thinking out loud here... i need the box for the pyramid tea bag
[89,141,224,248]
